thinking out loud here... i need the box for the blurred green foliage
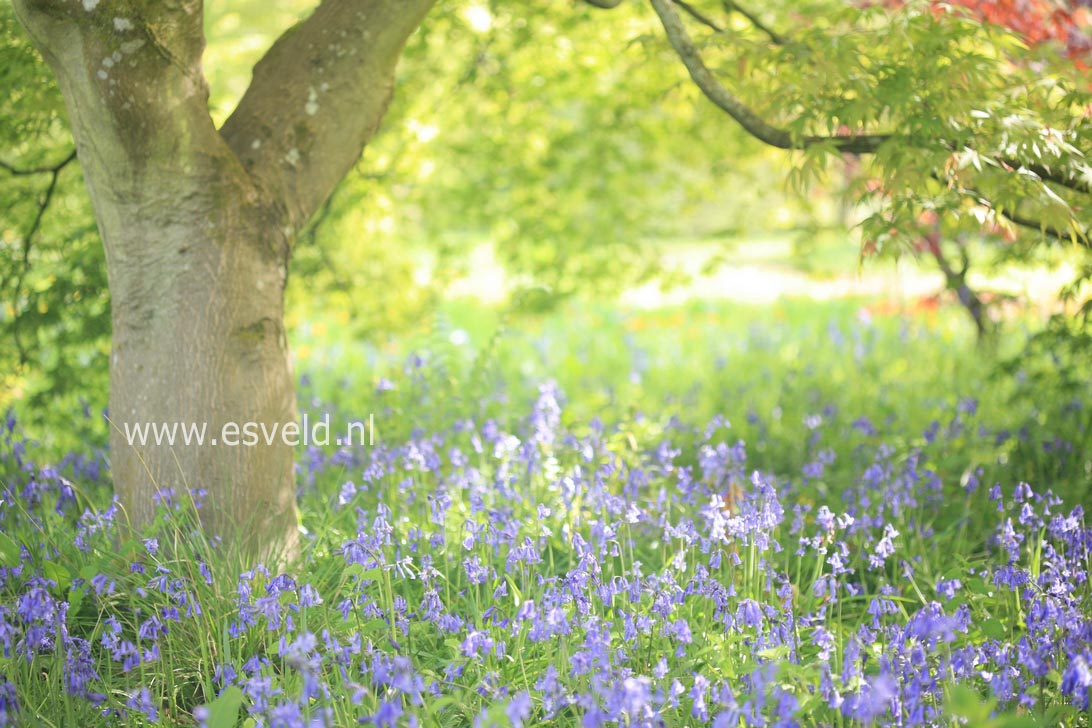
[0,8,107,411]
[2,0,1090,416]
[1,0,801,411]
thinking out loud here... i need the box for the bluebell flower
[1061,652,1091,709]
[125,687,158,722]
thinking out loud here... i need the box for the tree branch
[722,0,784,45]
[1009,161,1091,196]
[922,229,992,338]
[0,149,77,176]
[929,171,1088,247]
[717,4,1090,197]
[997,207,1088,246]
[650,0,1092,195]
[9,149,75,364]
[11,0,234,209]
[676,0,725,32]
[648,0,890,153]
[220,0,437,232]
[582,0,625,8]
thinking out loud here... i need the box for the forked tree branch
[0,149,77,177]
[650,0,1092,197]
[648,0,891,153]
[8,148,77,364]
[220,0,436,231]
[924,232,992,339]
[11,0,232,205]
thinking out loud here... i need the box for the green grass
[294,295,1081,492]
[2,296,1090,726]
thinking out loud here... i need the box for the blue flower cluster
[0,374,1089,726]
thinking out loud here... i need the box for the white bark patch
[305,87,319,116]
[82,0,100,10]
[251,139,261,150]
[120,39,145,54]
[114,17,133,31]
[285,148,300,166]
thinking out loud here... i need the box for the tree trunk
[104,167,300,559]
[63,88,302,559]
[13,0,436,559]
[12,0,300,558]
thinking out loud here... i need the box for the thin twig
[997,207,1086,245]
[9,150,78,364]
[676,0,724,32]
[933,171,1088,246]
[722,0,784,45]
[0,149,77,177]
[1010,161,1091,196]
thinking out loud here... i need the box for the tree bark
[13,0,435,560]
[11,0,298,559]
[105,174,300,560]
